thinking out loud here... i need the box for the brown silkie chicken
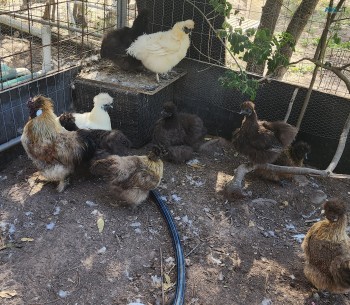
[152,101,206,163]
[90,146,166,207]
[232,101,298,164]
[256,140,311,184]
[21,95,131,192]
[302,199,350,293]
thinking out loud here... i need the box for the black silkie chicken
[152,102,207,163]
[100,9,149,71]
[232,101,298,164]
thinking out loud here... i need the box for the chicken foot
[57,177,70,193]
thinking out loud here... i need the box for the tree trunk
[245,0,283,75]
[296,0,345,128]
[268,0,319,79]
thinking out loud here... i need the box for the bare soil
[1,141,350,305]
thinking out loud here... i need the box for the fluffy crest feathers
[324,199,347,222]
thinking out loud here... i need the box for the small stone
[218,271,224,281]
[97,246,106,254]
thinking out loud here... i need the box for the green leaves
[210,0,295,100]
[209,0,232,18]
[219,71,259,101]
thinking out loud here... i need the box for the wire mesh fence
[225,0,350,98]
[1,0,349,94]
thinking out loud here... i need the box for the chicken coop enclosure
[0,0,349,171]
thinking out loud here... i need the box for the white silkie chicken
[58,92,113,131]
[127,19,195,82]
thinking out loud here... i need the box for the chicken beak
[184,27,192,34]
[102,104,113,111]
[239,109,251,116]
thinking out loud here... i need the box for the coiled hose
[150,190,186,305]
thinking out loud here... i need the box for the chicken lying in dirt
[100,9,150,71]
[58,92,113,131]
[255,140,311,184]
[21,95,130,192]
[127,19,194,82]
[302,198,350,293]
[90,146,166,207]
[232,101,298,164]
[153,101,206,163]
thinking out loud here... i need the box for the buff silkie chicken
[58,92,113,131]
[21,95,130,192]
[127,19,195,82]
[302,199,350,293]
[232,101,298,164]
[90,146,166,207]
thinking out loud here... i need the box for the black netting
[0,68,78,145]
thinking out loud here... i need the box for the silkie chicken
[127,19,195,82]
[302,198,350,293]
[100,9,150,71]
[232,101,298,164]
[255,140,311,184]
[152,101,207,163]
[21,95,131,192]
[90,146,166,207]
[58,92,113,131]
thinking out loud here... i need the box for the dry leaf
[248,220,255,227]
[21,237,34,242]
[0,290,17,298]
[97,217,104,233]
[163,273,175,291]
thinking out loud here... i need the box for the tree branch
[225,162,350,198]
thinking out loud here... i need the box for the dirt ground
[1,139,350,305]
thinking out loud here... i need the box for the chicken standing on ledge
[21,95,130,192]
[127,19,195,82]
[58,92,113,131]
[90,146,166,207]
[153,101,206,163]
[100,9,150,71]
[302,199,350,293]
[256,140,311,184]
[232,101,298,164]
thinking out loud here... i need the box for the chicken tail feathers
[59,112,78,131]
[263,121,298,147]
[89,153,115,177]
[131,9,150,36]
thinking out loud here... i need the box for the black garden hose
[150,190,186,305]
